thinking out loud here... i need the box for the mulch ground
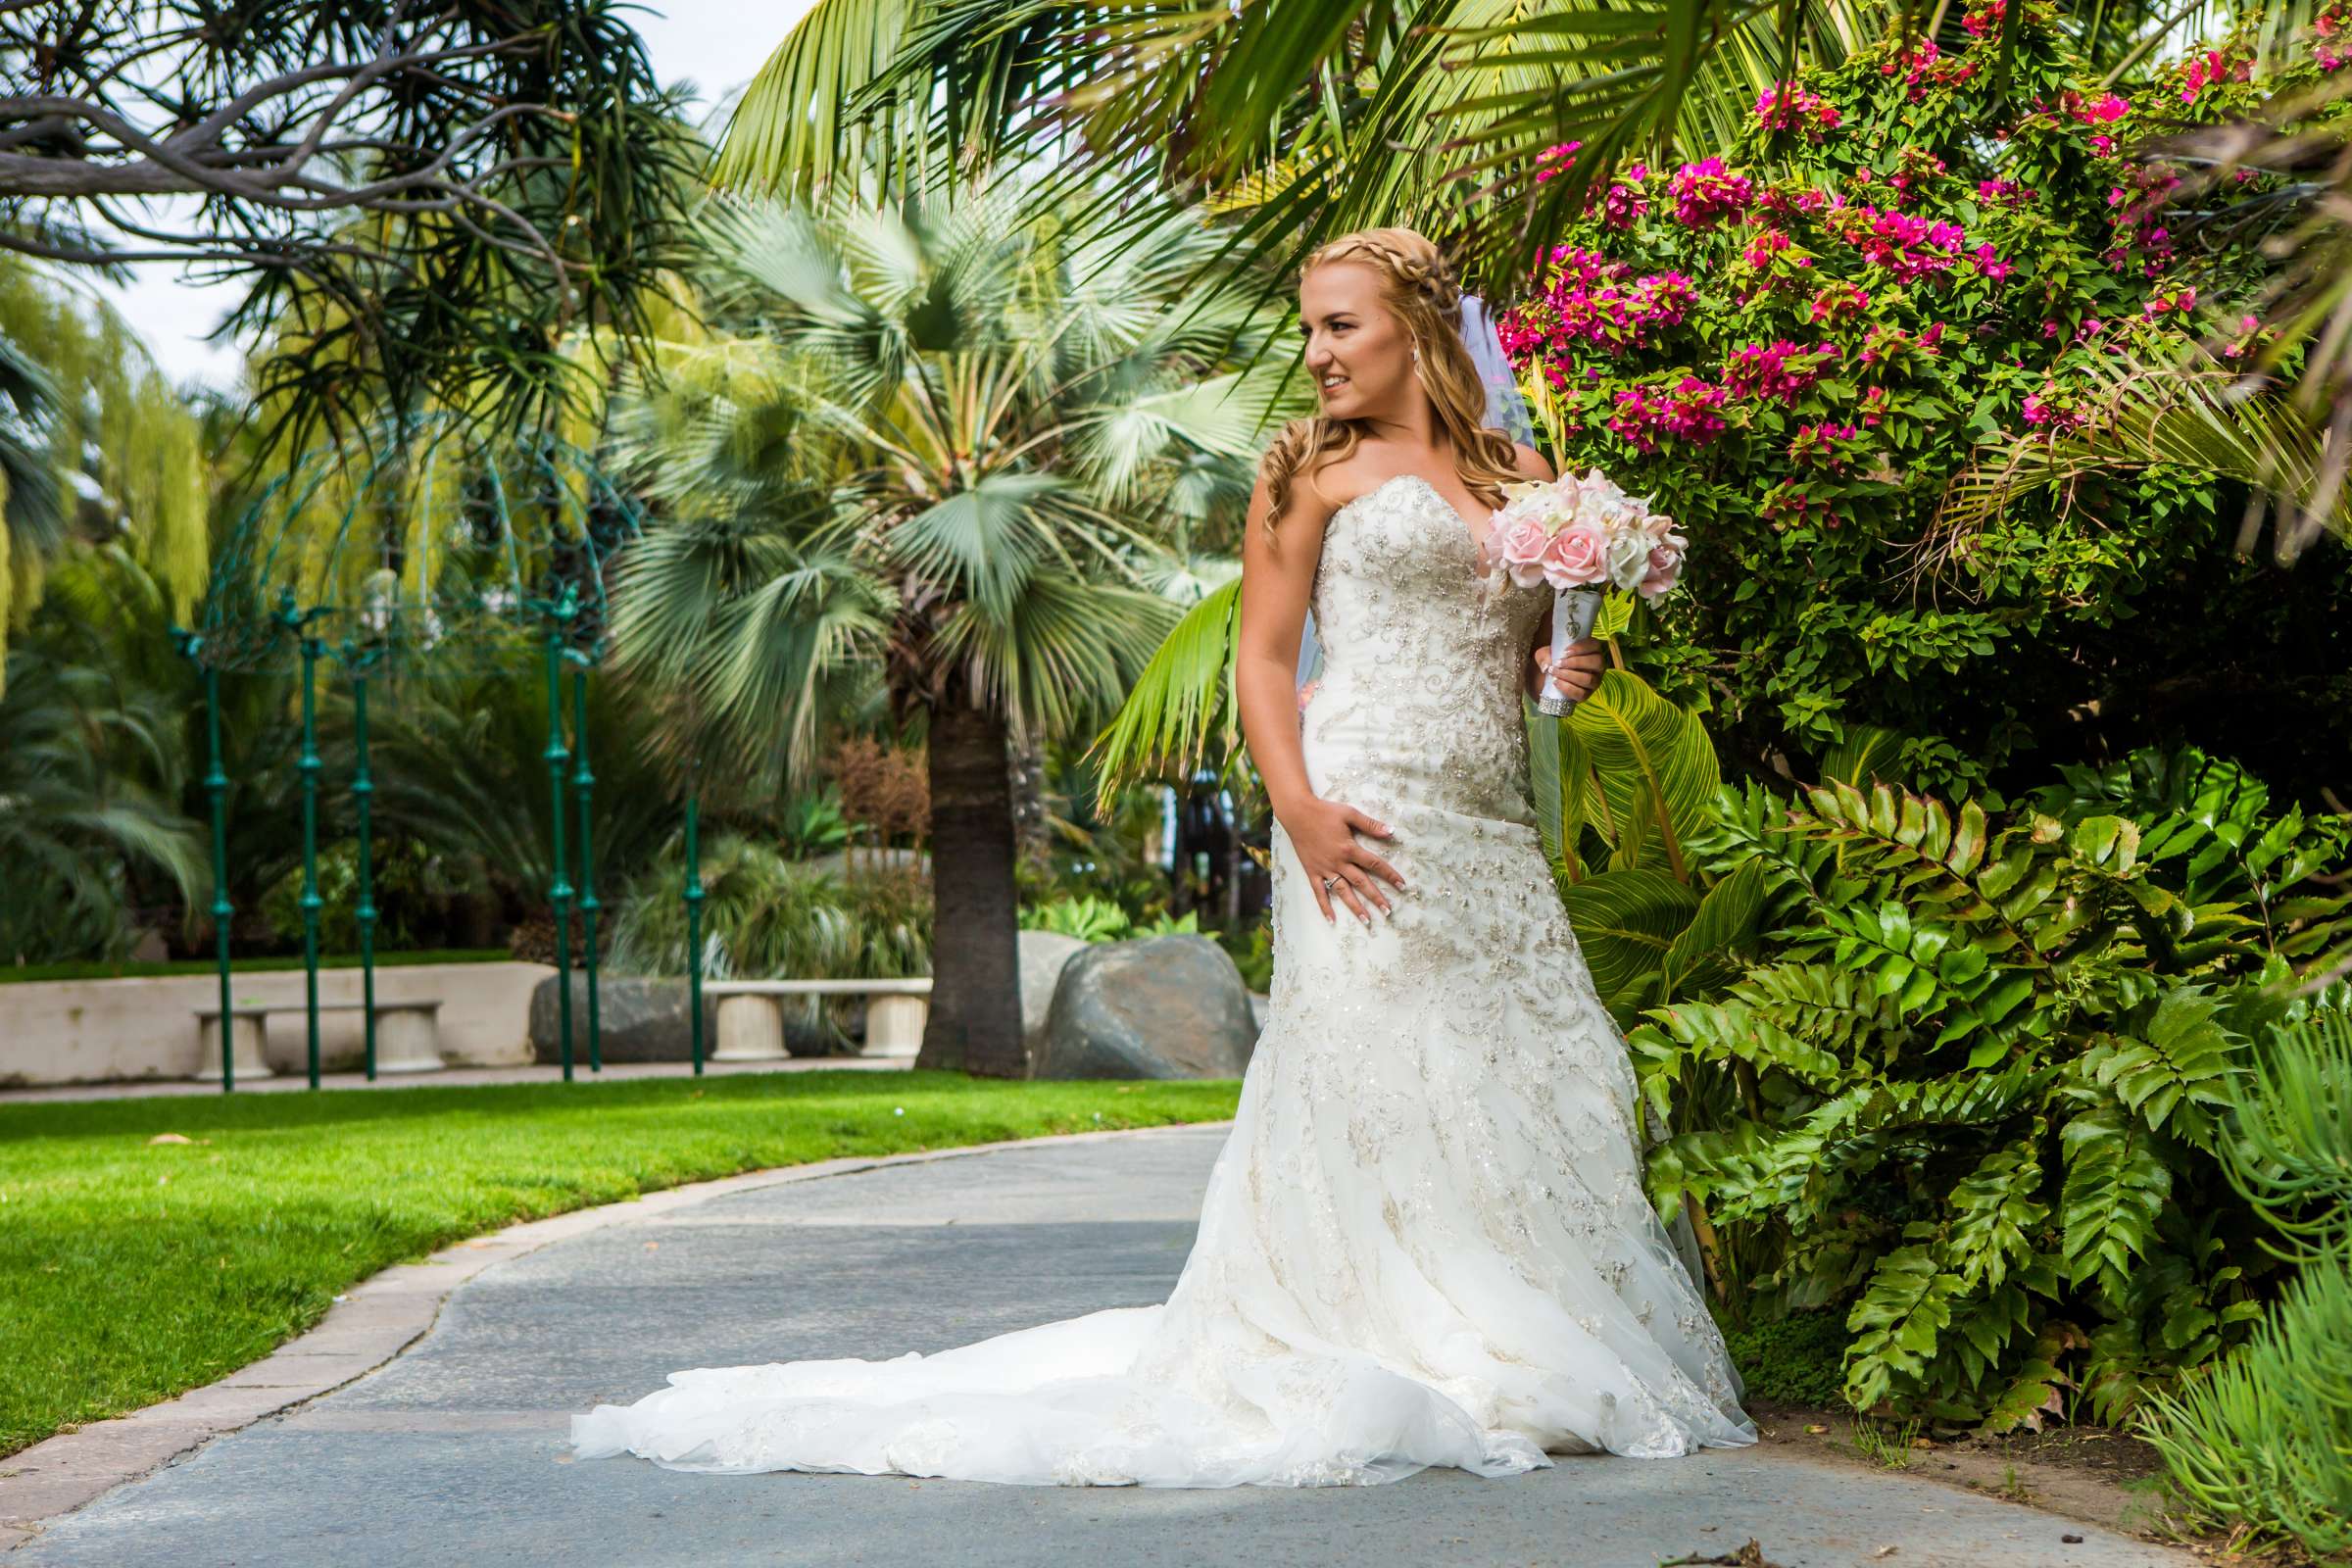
[1743,1401,2337,1568]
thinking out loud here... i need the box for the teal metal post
[684,762,705,1076]
[299,632,322,1089]
[353,665,378,1081]
[199,651,235,1092]
[570,661,601,1072]
[543,604,575,1081]
[279,596,324,1091]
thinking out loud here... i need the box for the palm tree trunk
[916,699,1025,1077]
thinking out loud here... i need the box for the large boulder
[1033,935,1258,1080]
[1018,930,1089,1063]
[529,974,721,1064]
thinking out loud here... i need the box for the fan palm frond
[1936,352,2352,567]
[1081,574,1244,814]
[712,0,1899,298]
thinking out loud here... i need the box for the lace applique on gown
[569,471,1760,1487]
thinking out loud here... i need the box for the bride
[570,224,1759,1488]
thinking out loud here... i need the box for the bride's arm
[1235,472,1404,926]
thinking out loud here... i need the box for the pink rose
[1541,523,1610,589]
[1495,516,1557,587]
[1639,532,1688,597]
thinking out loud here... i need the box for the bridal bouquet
[1490,468,1689,715]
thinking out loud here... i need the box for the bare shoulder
[1297,449,1395,515]
[1509,441,1556,481]
[1245,466,1337,557]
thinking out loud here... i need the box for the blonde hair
[1259,226,1523,544]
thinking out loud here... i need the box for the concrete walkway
[6,1126,2188,1568]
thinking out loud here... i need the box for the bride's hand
[1280,796,1403,926]
[1529,636,1606,704]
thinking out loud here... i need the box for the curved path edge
[0,1119,1233,1553]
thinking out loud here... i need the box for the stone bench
[702,979,932,1062]
[194,999,445,1079]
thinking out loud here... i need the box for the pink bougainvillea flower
[2321,3,2352,70]
[1756,81,1842,139]
[1808,279,1871,324]
[1609,378,1730,453]
[1787,420,1863,470]
[1669,158,1754,227]
[1724,340,1837,405]
[2071,91,2131,125]
[1821,203,1968,282]
[2179,48,2250,104]
[1741,227,1813,274]
[1592,165,1652,229]
[1883,35,1975,99]
[1534,140,1585,184]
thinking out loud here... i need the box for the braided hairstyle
[1259,226,1524,548]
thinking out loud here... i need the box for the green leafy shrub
[1501,5,2348,799]
[1634,751,2350,1429]
[1717,1308,1851,1408]
[1020,894,1132,942]
[1532,668,1770,1026]
[1219,921,1273,994]
[777,785,852,859]
[260,839,460,953]
[607,835,932,1052]
[608,834,930,982]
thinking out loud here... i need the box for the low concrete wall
[0,962,558,1086]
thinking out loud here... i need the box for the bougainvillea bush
[1501,2,2351,801]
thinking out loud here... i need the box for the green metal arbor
[171,423,662,1091]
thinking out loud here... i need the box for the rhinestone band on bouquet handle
[1489,468,1688,715]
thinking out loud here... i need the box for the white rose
[1603,522,1654,592]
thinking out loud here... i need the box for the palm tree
[710,0,2009,289]
[0,548,207,965]
[710,0,2350,328]
[606,172,1305,1075]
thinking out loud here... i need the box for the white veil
[1459,293,1537,445]
[1295,292,1533,688]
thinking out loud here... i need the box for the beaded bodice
[1298,473,1552,828]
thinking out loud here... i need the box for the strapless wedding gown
[569,471,1758,1487]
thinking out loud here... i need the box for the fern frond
[2060,1101,2175,1297]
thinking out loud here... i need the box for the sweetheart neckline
[1336,472,1500,578]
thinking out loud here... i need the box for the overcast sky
[90,0,820,392]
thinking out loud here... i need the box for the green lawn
[0,949,512,984]
[0,1070,1242,1457]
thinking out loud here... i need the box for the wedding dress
[569,470,1758,1487]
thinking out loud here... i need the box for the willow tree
[0,258,207,680]
[606,174,1304,1076]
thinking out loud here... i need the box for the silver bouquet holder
[1535,586,1605,716]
